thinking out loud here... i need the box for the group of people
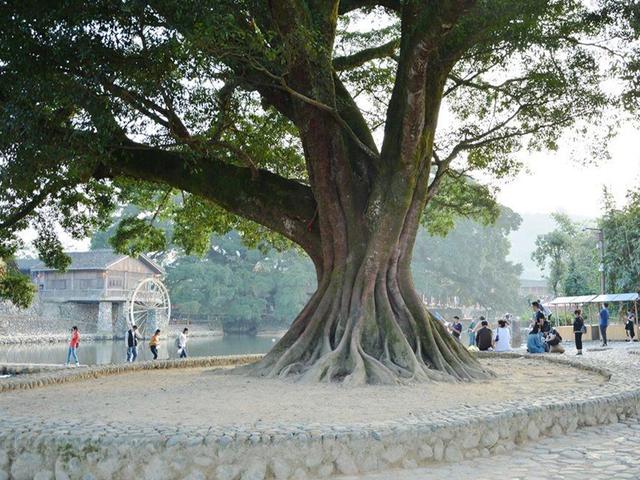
[447,315,513,352]
[528,301,635,355]
[445,301,638,357]
[125,325,190,362]
[526,301,565,354]
[64,325,190,366]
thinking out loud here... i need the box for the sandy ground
[0,358,605,428]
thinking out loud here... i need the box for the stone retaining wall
[0,300,100,338]
[1,352,639,480]
[0,363,67,376]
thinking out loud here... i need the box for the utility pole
[598,229,605,295]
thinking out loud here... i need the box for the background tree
[601,191,640,293]
[0,258,35,309]
[532,228,571,297]
[414,207,523,312]
[0,1,624,384]
[533,213,603,297]
[563,257,592,296]
[166,232,316,330]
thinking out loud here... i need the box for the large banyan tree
[0,1,627,384]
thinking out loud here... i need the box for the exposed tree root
[233,266,493,386]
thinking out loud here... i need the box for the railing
[38,288,132,301]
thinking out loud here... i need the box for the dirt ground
[0,358,605,428]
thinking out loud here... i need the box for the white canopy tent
[549,295,599,306]
[548,293,639,326]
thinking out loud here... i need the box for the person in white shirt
[494,319,512,352]
[178,327,189,358]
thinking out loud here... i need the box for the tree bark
[243,81,490,384]
[242,194,491,385]
[237,8,491,384]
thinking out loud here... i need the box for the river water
[0,335,281,366]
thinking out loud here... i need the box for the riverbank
[0,335,281,366]
[0,328,221,346]
[0,328,288,345]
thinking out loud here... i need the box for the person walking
[494,319,512,352]
[65,326,80,367]
[599,303,610,347]
[126,325,142,362]
[573,309,585,355]
[178,327,189,359]
[149,329,161,360]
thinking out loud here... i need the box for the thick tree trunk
[243,196,492,385]
[235,17,491,384]
[244,250,490,385]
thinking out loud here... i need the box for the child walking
[65,326,80,366]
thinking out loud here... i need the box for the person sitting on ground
[475,320,493,351]
[527,324,545,354]
[494,319,512,352]
[545,327,565,353]
[451,316,463,342]
[625,313,636,342]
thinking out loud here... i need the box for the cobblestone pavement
[336,342,640,480]
[338,420,640,479]
[2,341,639,480]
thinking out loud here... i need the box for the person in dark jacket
[475,320,493,351]
[573,309,585,356]
[450,316,463,342]
[126,325,142,362]
[625,313,636,342]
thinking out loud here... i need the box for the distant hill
[507,212,592,280]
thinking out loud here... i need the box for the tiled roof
[16,249,163,273]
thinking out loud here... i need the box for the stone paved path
[335,340,640,480]
[337,420,640,479]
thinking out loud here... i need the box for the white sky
[494,123,639,218]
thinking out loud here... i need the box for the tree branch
[444,73,530,98]
[253,63,380,160]
[333,38,400,71]
[106,139,322,264]
[0,185,55,230]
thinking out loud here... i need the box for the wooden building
[519,278,552,303]
[16,250,165,335]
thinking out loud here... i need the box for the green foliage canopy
[0,0,631,305]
